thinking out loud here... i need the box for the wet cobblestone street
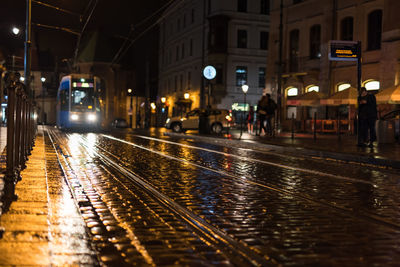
[3,126,399,266]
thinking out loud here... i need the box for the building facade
[266,0,399,130]
[158,0,270,119]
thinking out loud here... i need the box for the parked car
[165,108,233,134]
[110,118,129,128]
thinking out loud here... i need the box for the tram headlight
[87,114,97,122]
[70,114,79,121]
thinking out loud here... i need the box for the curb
[163,132,400,169]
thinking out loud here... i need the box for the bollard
[14,85,23,174]
[313,112,317,141]
[20,93,27,168]
[4,83,17,200]
[291,113,295,139]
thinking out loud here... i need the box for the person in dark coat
[357,87,377,147]
[256,95,268,136]
[265,93,277,136]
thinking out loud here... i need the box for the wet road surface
[46,127,400,266]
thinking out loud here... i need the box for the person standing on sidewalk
[256,95,268,136]
[265,94,277,136]
[357,87,377,147]
[247,105,255,134]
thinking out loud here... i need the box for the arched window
[364,80,380,90]
[287,87,298,96]
[306,85,319,92]
[309,25,321,59]
[367,10,382,51]
[340,17,353,41]
[337,83,351,92]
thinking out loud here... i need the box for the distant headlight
[87,114,97,121]
[70,114,79,121]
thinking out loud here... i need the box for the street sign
[203,65,216,80]
[329,40,359,61]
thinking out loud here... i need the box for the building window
[177,19,181,32]
[236,66,247,86]
[309,25,321,59]
[174,76,177,92]
[176,46,179,61]
[183,14,186,28]
[258,67,266,88]
[181,43,185,59]
[340,17,353,41]
[287,87,298,96]
[287,106,297,119]
[190,39,193,56]
[187,72,191,89]
[364,80,380,90]
[191,9,195,23]
[306,85,319,92]
[260,31,269,50]
[237,30,247,48]
[289,29,300,72]
[216,66,223,84]
[367,10,382,51]
[293,0,303,4]
[180,75,183,91]
[337,83,351,92]
[238,0,247,12]
[261,0,270,15]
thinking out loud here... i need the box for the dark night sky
[0,0,168,69]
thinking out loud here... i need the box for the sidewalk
[0,127,98,266]
[163,129,400,169]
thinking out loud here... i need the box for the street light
[127,88,133,128]
[184,93,190,99]
[12,27,20,36]
[41,77,46,124]
[240,84,249,138]
[161,97,166,103]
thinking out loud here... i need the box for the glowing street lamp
[40,77,46,82]
[240,84,249,138]
[127,88,133,128]
[12,27,20,35]
[184,93,190,99]
[161,97,166,103]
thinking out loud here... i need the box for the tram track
[99,134,400,231]
[46,128,274,266]
[46,128,400,265]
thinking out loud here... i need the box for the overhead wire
[110,0,184,66]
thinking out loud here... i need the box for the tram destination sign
[329,40,359,61]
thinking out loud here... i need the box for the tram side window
[60,90,69,110]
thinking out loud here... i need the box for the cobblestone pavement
[1,126,400,266]
[0,129,98,266]
[50,128,400,265]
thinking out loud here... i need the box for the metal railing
[2,73,37,205]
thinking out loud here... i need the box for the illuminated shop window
[306,85,319,92]
[338,83,351,91]
[364,80,380,90]
[287,87,298,96]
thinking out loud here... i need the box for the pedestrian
[247,106,254,134]
[357,87,377,147]
[136,112,141,128]
[265,94,277,136]
[256,95,268,136]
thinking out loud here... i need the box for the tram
[56,74,102,130]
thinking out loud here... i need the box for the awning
[375,85,400,104]
[286,91,325,106]
[320,86,358,106]
[175,98,192,105]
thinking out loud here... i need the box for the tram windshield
[71,80,95,110]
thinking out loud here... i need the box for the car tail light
[225,115,232,122]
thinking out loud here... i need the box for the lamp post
[240,84,249,138]
[127,88,133,128]
[41,77,45,124]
